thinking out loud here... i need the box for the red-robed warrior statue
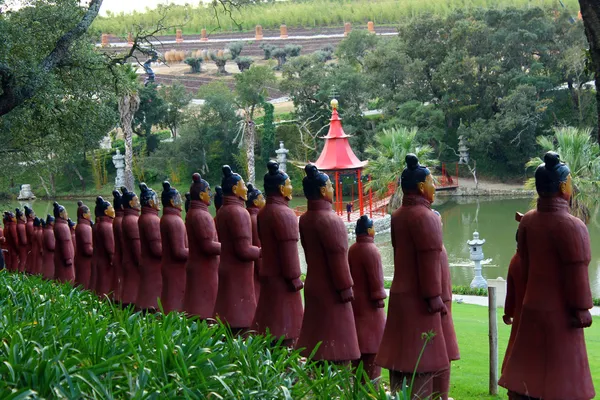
[136,183,163,311]
[376,154,450,398]
[111,190,125,303]
[160,181,189,314]
[348,215,386,381]
[3,212,18,272]
[252,161,304,347]
[74,202,94,289]
[92,196,116,297]
[296,164,360,363]
[41,216,55,279]
[24,206,35,273]
[214,165,261,333]
[15,208,28,273]
[183,173,221,319]
[246,183,265,303]
[499,152,595,400]
[30,217,43,275]
[53,202,75,283]
[120,187,143,307]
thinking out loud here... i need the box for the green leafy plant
[184,57,203,73]
[235,56,254,72]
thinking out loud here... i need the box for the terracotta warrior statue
[74,201,93,289]
[499,152,595,400]
[296,164,360,363]
[92,196,116,297]
[160,181,189,314]
[501,212,524,374]
[136,183,163,311]
[246,183,265,302]
[214,186,224,213]
[433,209,460,400]
[24,206,35,273]
[376,154,449,398]
[348,215,387,381]
[111,190,125,303]
[0,221,5,270]
[41,216,55,279]
[16,208,28,273]
[184,192,191,213]
[214,165,261,333]
[120,187,142,307]
[31,217,43,275]
[53,202,75,283]
[252,161,304,346]
[3,212,18,272]
[183,173,221,319]
[68,218,77,253]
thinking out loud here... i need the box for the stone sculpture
[92,196,116,297]
[17,184,36,200]
[252,161,304,347]
[183,173,221,319]
[53,202,75,283]
[184,192,191,213]
[499,152,595,400]
[120,187,142,307]
[74,201,93,289]
[3,212,18,272]
[31,217,43,275]
[160,181,189,314]
[214,165,261,333]
[112,150,125,189]
[296,164,360,363]
[41,216,55,279]
[136,183,163,311]
[68,218,76,253]
[214,185,224,212]
[15,208,28,273]
[348,215,387,381]
[246,183,265,302]
[24,206,35,273]
[376,154,449,398]
[112,190,125,303]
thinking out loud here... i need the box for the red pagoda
[314,99,372,219]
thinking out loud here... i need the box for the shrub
[210,51,230,74]
[272,47,287,69]
[184,57,203,73]
[284,44,302,57]
[313,49,332,63]
[259,42,275,60]
[227,41,245,59]
[235,56,254,72]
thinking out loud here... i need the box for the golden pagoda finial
[330,98,339,110]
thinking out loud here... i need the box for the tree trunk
[245,115,256,185]
[73,165,85,192]
[38,174,51,198]
[580,0,600,142]
[119,93,141,191]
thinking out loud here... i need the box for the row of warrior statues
[0,152,595,400]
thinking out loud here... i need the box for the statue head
[53,202,68,221]
[77,201,92,221]
[139,183,160,210]
[214,186,224,211]
[246,184,265,209]
[15,208,26,222]
[303,164,333,202]
[4,211,16,223]
[190,172,211,206]
[68,218,76,230]
[24,206,35,219]
[264,160,293,201]
[161,181,183,210]
[401,154,435,203]
[95,196,115,219]
[113,189,124,212]
[221,165,248,201]
[40,218,46,228]
[184,192,191,212]
[534,151,572,201]
[45,214,55,226]
[121,187,140,211]
[33,217,41,228]
[355,215,375,237]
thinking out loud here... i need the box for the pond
[5,196,600,296]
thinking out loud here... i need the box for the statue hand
[339,287,354,303]
[572,309,593,328]
[375,299,385,308]
[502,315,513,325]
[65,258,73,266]
[288,277,304,292]
[426,296,447,315]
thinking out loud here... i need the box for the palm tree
[364,127,438,212]
[525,126,600,224]
[118,65,141,191]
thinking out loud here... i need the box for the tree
[159,82,192,139]
[579,0,600,142]
[234,65,276,184]
[134,84,167,137]
[336,30,379,69]
[525,126,600,224]
[364,127,438,212]
[117,65,141,191]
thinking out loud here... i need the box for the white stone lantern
[468,231,487,289]
[275,141,289,173]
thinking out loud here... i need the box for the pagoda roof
[314,105,367,171]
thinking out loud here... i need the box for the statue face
[253,193,266,209]
[27,210,36,219]
[279,178,293,200]
[200,188,211,206]
[149,193,160,211]
[83,211,91,221]
[319,179,334,203]
[105,205,116,219]
[130,196,141,210]
[418,175,436,203]
[560,174,573,202]
[59,209,68,221]
[18,213,26,223]
[367,226,375,237]
[232,179,248,201]
[170,192,183,210]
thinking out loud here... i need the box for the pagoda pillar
[368,174,373,218]
[358,169,364,216]
[335,171,340,215]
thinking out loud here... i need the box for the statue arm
[147,223,163,259]
[125,223,142,265]
[229,212,260,262]
[82,235,93,257]
[56,227,74,265]
[322,219,353,294]
[46,233,56,252]
[504,263,516,319]
[198,238,221,256]
[366,248,387,301]
[413,213,443,299]
[169,222,189,262]
[194,216,221,256]
[17,226,27,245]
[100,224,115,263]
[559,218,593,311]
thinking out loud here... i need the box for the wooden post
[101,33,109,47]
[368,21,375,33]
[201,28,208,42]
[280,24,288,39]
[488,286,498,395]
[344,22,351,37]
[255,25,263,41]
[176,29,183,43]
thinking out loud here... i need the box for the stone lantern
[468,231,487,289]
[275,141,289,173]
[458,135,469,164]
[112,149,126,189]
